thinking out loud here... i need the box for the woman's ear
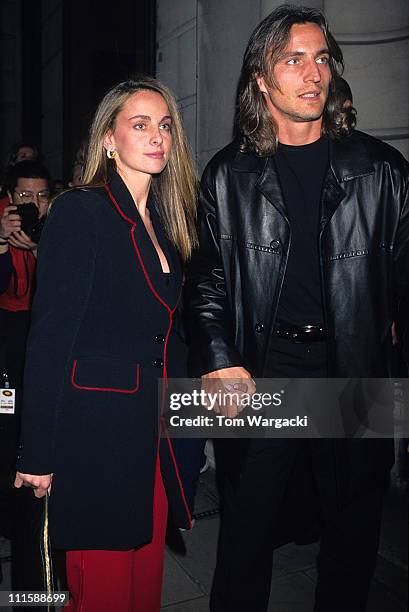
[103,130,115,152]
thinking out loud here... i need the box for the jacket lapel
[106,170,140,225]
[233,132,376,231]
[320,134,375,232]
[256,157,289,220]
[319,168,345,233]
[105,170,181,311]
[232,149,289,219]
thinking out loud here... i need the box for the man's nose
[304,59,321,82]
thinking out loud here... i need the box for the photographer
[0,160,51,428]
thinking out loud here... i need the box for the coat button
[155,334,165,344]
[270,239,280,249]
[153,358,164,368]
[255,322,264,333]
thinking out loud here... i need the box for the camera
[14,203,45,244]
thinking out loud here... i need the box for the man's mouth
[299,91,321,99]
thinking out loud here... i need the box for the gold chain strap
[43,493,53,611]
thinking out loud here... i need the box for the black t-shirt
[274,136,329,326]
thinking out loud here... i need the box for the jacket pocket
[71,358,140,394]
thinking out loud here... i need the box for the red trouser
[65,459,168,612]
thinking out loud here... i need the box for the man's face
[257,23,331,130]
[13,177,50,218]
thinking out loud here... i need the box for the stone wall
[156,0,409,171]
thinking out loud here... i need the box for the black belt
[274,323,325,343]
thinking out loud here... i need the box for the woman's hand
[14,472,53,498]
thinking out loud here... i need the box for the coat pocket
[71,358,140,394]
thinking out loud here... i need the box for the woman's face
[104,90,173,180]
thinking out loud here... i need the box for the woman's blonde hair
[82,75,198,261]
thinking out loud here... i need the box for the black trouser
[210,338,385,612]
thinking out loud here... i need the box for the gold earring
[107,149,116,159]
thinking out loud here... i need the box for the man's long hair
[236,4,351,156]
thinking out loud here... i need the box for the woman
[14,76,197,611]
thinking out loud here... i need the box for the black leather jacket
[186,131,409,378]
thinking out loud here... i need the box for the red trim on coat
[71,360,140,394]
[105,185,191,526]
[104,185,171,313]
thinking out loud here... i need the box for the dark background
[1,0,156,182]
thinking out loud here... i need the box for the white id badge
[0,388,16,414]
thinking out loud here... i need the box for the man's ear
[256,75,268,94]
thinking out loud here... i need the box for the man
[186,5,409,612]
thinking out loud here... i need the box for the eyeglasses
[14,190,50,203]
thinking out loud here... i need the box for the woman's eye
[134,123,145,130]
[160,123,172,131]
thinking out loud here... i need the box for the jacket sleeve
[393,159,409,366]
[17,191,98,474]
[184,165,243,376]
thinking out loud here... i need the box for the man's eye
[317,56,329,64]
[134,123,145,130]
[287,59,299,65]
[160,124,172,131]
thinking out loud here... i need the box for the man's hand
[9,229,38,253]
[202,366,256,417]
[0,205,20,239]
[14,472,53,498]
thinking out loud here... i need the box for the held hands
[201,366,256,418]
[14,472,53,498]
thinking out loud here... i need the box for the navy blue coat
[17,171,191,549]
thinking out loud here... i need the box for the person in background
[52,179,65,195]
[5,142,38,167]
[14,75,197,612]
[68,139,88,187]
[68,163,83,187]
[0,160,51,422]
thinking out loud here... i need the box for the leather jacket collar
[231,132,375,181]
[230,132,376,229]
